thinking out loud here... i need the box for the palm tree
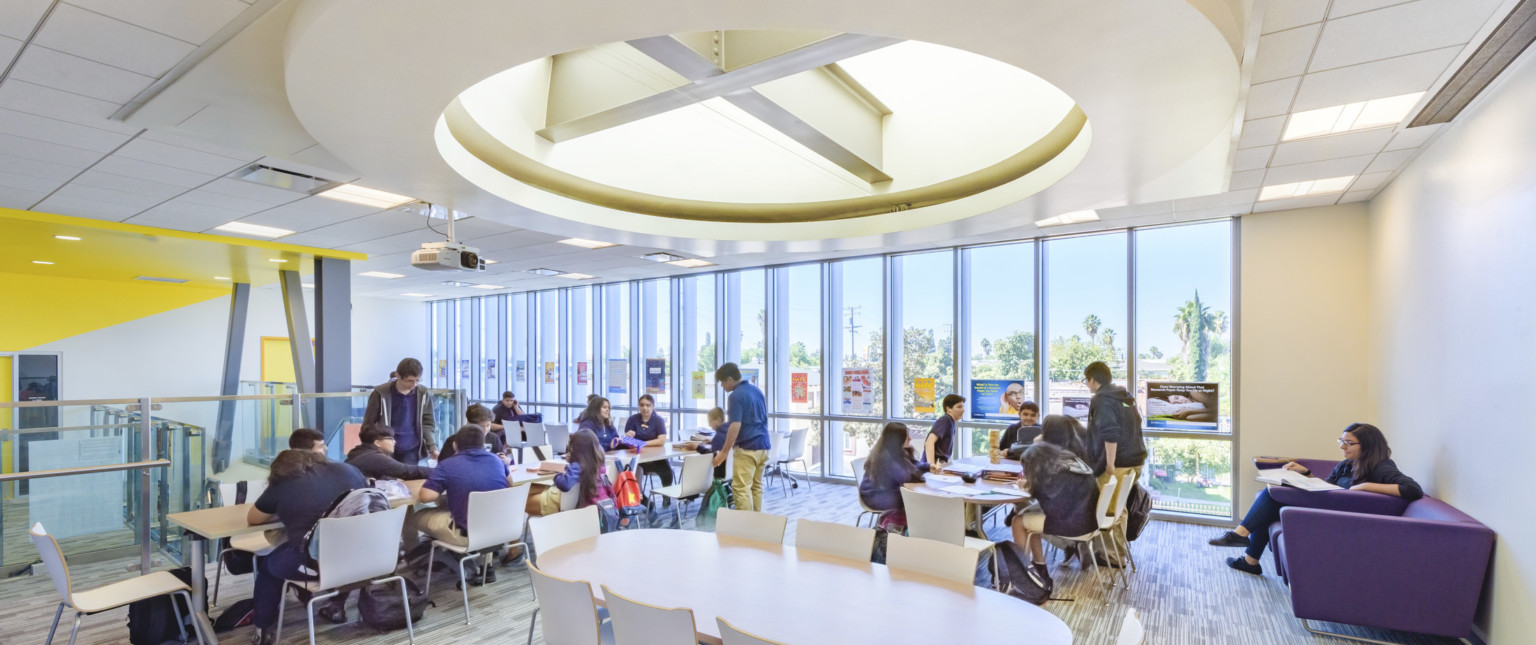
[1173,302,1195,354]
[1172,292,1217,381]
[1101,327,1116,349]
[1210,310,1228,337]
[1082,314,1102,345]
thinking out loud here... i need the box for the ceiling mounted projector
[412,241,484,271]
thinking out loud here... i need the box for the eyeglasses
[1337,439,1359,447]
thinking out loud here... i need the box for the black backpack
[358,577,430,631]
[126,567,201,644]
[991,540,1052,606]
[1124,482,1152,542]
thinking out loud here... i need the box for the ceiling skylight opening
[1258,176,1357,201]
[316,183,417,209]
[215,222,295,238]
[359,271,405,279]
[559,238,618,249]
[1034,210,1099,228]
[641,252,684,263]
[1282,92,1425,141]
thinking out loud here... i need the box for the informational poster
[741,367,760,386]
[692,371,707,398]
[515,360,526,383]
[459,359,470,378]
[607,359,628,394]
[841,368,873,414]
[790,372,809,404]
[1062,396,1091,424]
[486,359,496,378]
[970,379,1030,420]
[543,362,557,384]
[645,358,667,394]
[913,377,936,414]
[576,362,589,385]
[437,359,448,378]
[1145,382,1219,430]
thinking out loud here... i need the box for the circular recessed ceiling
[435,34,1091,240]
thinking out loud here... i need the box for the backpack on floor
[212,598,255,633]
[358,577,429,632]
[607,458,646,531]
[1125,483,1152,542]
[992,540,1052,606]
[696,478,731,531]
[126,566,201,645]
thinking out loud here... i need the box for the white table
[538,529,1072,645]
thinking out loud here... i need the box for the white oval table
[537,529,1072,645]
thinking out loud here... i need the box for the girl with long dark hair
[577,396,622,451]
[531,429,615,515]
[859,422,927,530]
[1010,415,1101,581]
[1210,422,1423,575]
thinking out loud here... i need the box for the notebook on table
[1256,468,1341,491]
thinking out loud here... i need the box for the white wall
[1368,49,1536,643]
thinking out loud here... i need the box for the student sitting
[998,400,1042,457]
[577,396,622,451]
[490,390,543,463]
[246,450,366,643]
[414,425,514,582]
[438,404,509,462]
[702,407,730,480]
[288,428,327,457]
[1210,423,1422,575]
[625,394,673,487]
[346,423,433,480]
[924,394,965,473]
[859,423,927,531]
[529,430,615,516]
[1010,415,1100,583]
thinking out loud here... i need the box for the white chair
[213,480,274,607]
[849,457,881,528]
[770,428,813,494]
[528,565,615,645]
[527,506,603,645]
[650,453,714,525]
[794,518,876,562]
[717,617,788,645]
[1116,607,1145,645]
[30,522,210,645]
[276,507,413,645]
[521,422,549,463]
[601,584,698,645]
[899,487,996,573]
[715,508,787,544]
[1099,472,1139,587]
[423,485,531,624]
[1044,475,1121,595]
[885,533,980,585]
[549,422,573,455]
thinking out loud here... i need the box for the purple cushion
[1270,524,1289,582]
[1401,496,1478,523]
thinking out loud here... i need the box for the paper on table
[1256,468,1342,491]
[924,473,963,485]
[939,484,994,496]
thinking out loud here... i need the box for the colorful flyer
[741,367,760,386]
[1145,382,1219,430]
[791,372,809,404]
[841,368,873,414]
[577,361,589,385]
[515,360,526,382]
[486,358,496,379]
[459,359,470,378]
[437,359,448,378]
[913,377,936,414]
[692,371,706,398]
[970,379,1030,420]
[1062,396,1091,423]
[645,358,667,394]
[607,359,628,394]
[544,362,557,384]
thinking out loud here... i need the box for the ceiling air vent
[232,163,343,194]
[1410,0,1536,127]
[135,276,188,284]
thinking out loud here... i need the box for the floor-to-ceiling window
[963,242,1036,456]
[639,279,672,409]
[772,263,823,476]
[602,283,632,408]
[678,275,717,412]
[507,293,529,402]
[1043,233,1128,420]
[569,286,593,405]
[535,289,561,414]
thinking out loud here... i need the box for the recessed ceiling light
[483,259,500,264]
[215,276,231,280]
[1258,176,1357,201]
[1282,92,1425,141]
[527,268,561,276]
[54,235,81,241]
[134,276,188,284]
[557,272,596,280]
[359,271,405,279]
[316,183,416,209]
[442,280,476,287]
[667,258,716,268]
[33,260,54,265]
[641,252,684,263]
[1034,210,1099,228]
[214,222,295,238]
[558,238,618,250]
[469,284,506,290]
[401,292,433,297]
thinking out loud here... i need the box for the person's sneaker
[1209,531,1250,547]
[483,565,497,584]
[316,603,347,625]
[250,628,276,645]
[1030,562,1052,582]
[1226,556,1263,576]
[500,544,526,567]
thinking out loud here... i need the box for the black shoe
[250,628,276,645]
[1226,556,1263,576]
[484,566,497,583]
[317,603,347,625]
[500,544,526,567]
[1093,555,1125,569]
[1058,545,1079,567]
[1030,562,1052,582]
[1209,531,1250,547]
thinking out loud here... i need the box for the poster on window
[1062,396,1091,424]
[437,360,448,378]
[645,358,667,394]
[691,371,706,398]
[576,362,589,385]
[459,359,470,378]
[543,362,557,384]
[486,359,496,379]
[515,360,526,382]
[607,359,628,394]
[970,379,1030,420]
[741,367,759,386]
[913,377,936,414]
[841,368,873,414]
[1145,382,1219,430]
[790,372,809,403]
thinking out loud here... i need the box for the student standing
[859,422,927,530]
[363,358,438,465]
[414,426,514,582]
[924,394,966,472]
[1082,361,1146,514]
[577,396,622,451]
[713,363,771,512]
[625,394,673,487]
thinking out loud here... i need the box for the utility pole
[844,305,861,360]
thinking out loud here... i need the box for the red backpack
[613,458,644,509]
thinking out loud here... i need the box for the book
[942,462,985,476]
[537,459,568,474]
[1256,468,1342,491]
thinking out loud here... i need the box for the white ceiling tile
[1365,148,1417,173]
[0,79,141,134]
[1270,128,1394,165]
[445,216,522,239]
[1350,171,1395,191]
[1384,124,1442,150]
[172,187,271,214]
[1328,0,1413,19]
[233,202,368,233]
[125,198,247,230]
[50,182,163,210]
[200,177,306,205]
[1252,24,1321,83]
[1262,154,1374,185]
[70,169,187,200]
[1245,77,1301,119]
[287,211,432,245]
[1251,193,1341,212]
[33,192,143,220]
[1262,0,1329,34]
[271,195,382,219]
[1173,189,1258,210]
[91,155,216,188]
[0,170,63,192]
[1310,0,1504,72]
[0,106,132,152]
[1233,146,1273,171]
[64,0,248,45]
[32,4,196,77]
[1237,116,1286,149]
[1339,189,1375,203]
[0,150,83,180]
[1292,46,1460,112]
[1229,169,1265,191]
[0,0,50,40]
[113,138,252,174]
[0,34,20,62]
[140,130,260,161]
[8,45,153,103]
[0,185,47,208]
[0,130,101,166]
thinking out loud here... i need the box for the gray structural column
[211,282,251,473]
[278,269,315,430]
[313,257,352,449]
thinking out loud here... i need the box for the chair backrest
[466,485,531,551]
[522,422,548,448]
[783,428,808,461]
[900,487,966,546]
[885,533,979,585]
[560,479,582,511]
[601,584,699,645]
[715,508,787,544]
[794,518,876,562]
[549,423,572,454]
[1115,607,1144,645]
[1095,475,1120,531]
[529,505,600,565]
[850,457,867,485]
[314,506,408,590]
[606,457,620,487]
[218,480,270,507]
[28,523,74,605]
[1109,473,1136,524]
[716,617,787,645]
[677,453,714,497]
[529,565,605,645]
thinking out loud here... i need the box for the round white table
[537,529,1072,645]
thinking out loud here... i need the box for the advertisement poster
[970,379,1031,420]
[459,359,470,378]
[486,359,496,379]
[790,372,809,404]
[515,360,526,383]
[607,359,628,394]
[645,358,667,394]
[544,362,557,384]
[691,372,706,398]
[1062,396,1091,424]
[1145,382,1219,430]
[913,377,936,414]
[841,368,873,414]
[576,362,589,385]
[741,367,760,386]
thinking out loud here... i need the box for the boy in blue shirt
[712,363,771,512]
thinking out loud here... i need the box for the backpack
[991,540,1052,606]
[695,478,731,531]
[358,577,430,632]
[301,487,391,568]
[869,529,889,565]
[607,458,646,531]
[212,598,255,633]
[126,567,201,644]
[1124,482,1152,542]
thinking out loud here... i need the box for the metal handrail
[0,459,169,483]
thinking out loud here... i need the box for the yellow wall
[0,272,228,351]
[1,355,11,486]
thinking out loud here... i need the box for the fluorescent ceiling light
[559,238,617,249]
[1034,210,1099,228]
[1258,176,1357,201]
[135,276,188,284]
[469,284,506,290]
[54,235,81,241]
[359,271,405,279]
[557,272,596,280]
[401,292,433,297]
[667,258,716,268]
[214,222,295,238]
[268,258,288,263]
[484,259,499,264]
[527,268,561,276]
[1282,92,1425,141]
[32,260,54,265]
[641,252,684,263]
[442,280,476,287]
[215,276,231,280]
[316,183,416,209]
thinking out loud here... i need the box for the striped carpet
[0,476,1465,645]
